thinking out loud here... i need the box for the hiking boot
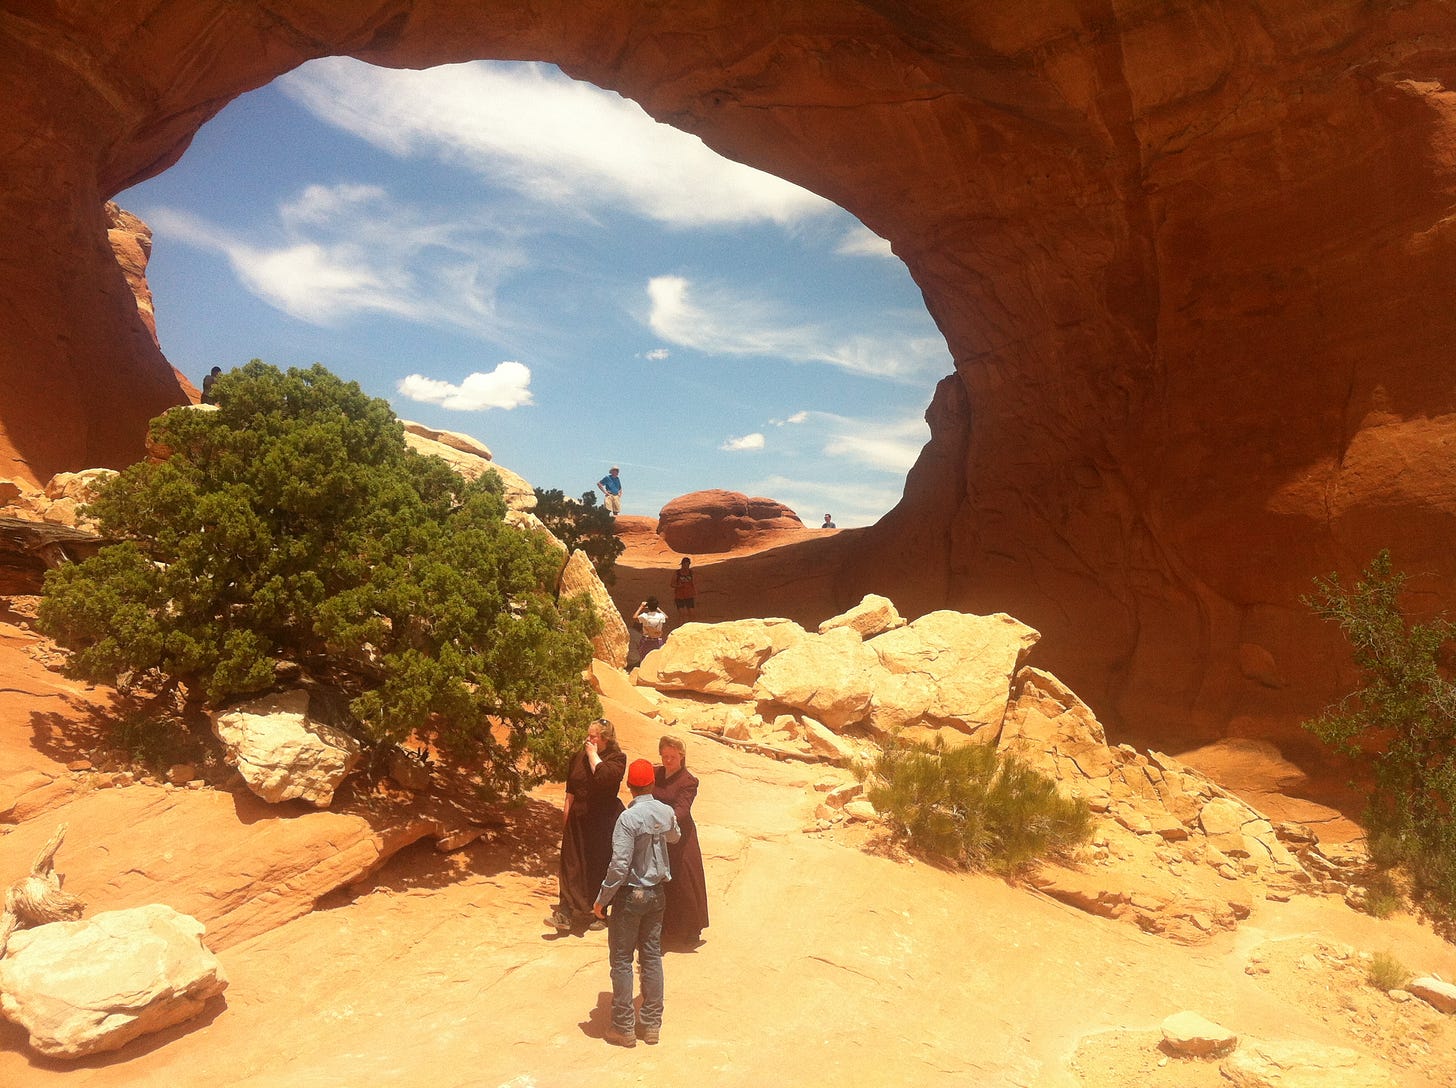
[637,1024,660,1045]
[587,918,607,932]
[544,910,571,932]
[603,1027,636,1049]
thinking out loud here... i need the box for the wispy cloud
[646,275,948,381]
[771,411,810,425]
[721,432,765,452]
[279,58,835,229]
[146,187,525,335]
[819,413,928,474]
[836,225,896,259]
[643,348,671,361]
[745,474,907,529]
[397,362,534,411]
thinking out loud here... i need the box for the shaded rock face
[657,490,805,554]
[3,3,1454,753]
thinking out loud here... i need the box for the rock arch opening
[116,57,952,530]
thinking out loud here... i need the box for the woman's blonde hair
[592,718,618,751]
[658,734,688,764]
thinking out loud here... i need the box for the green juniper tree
[1302,550,1456,914]
[38,361,600,796]
[531,486,625,584]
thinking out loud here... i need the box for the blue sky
[118,58,952,528]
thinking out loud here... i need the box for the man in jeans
[593,758,681,1047]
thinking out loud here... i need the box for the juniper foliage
[1302,549,1456,914]
[38,361,600,795]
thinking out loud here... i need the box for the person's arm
[590,749,626,799]
[666,812,682,846]
[562,792,572,824]
[594,817,634,916]
[668,776,697,827]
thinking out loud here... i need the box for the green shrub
[37,361,601,797]
[1301,550,1456,918]
[532,487,625,585]
[1366,950,1412,992]
[863,740,1092,874]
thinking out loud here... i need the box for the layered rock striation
[3,2,1454,751]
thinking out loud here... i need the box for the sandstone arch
[2,2,1453,749]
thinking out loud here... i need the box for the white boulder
[0,904,227,1059]
[212,689,361,807]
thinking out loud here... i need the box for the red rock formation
[2,3,1454,753]
[657,490,805,554]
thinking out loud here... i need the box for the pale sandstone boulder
[0,904,227,1059]
[636,618,806,698]
[1408,976,1456,1013]
[755,626,880,730]
[212,690,361,807]
[1161,1010,1237,1057]
[998,667,1114,803]
[400,421,492,461]
[818,593,906,639]
[799,716,857,762]
[1220,1039,1395,1088]
[505,510,566,556]
[868,611,1040,739]
[558,549,629,668]
[43,469,117,504]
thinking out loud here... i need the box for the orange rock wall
[2,2,1453,747]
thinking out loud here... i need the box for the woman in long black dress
[548,718,625,933]
[653,734,709,946]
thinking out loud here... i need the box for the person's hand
[593,902,606,920]
[585,737,597,755]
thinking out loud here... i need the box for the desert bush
[1366,950,1412,992]
[532,487,625,584]
[1302,550,1456,917]
[37,361,600,797]
[863,740,1092,874]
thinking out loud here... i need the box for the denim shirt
[595,795,681,907]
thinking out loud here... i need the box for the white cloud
[721,432,765,452]
[146,188,525,335]
[397,361,534,410]
[771,411,810,426]
[836,225,896,259]
[644,348,671,361]
[279,58,835,229]
[744,474,906,529]
[646,275,948,381]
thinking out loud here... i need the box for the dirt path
[4,684,1455,1087]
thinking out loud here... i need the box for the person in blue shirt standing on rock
[594,758,681,1048]
[597,465,623,515]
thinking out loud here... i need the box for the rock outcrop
[656,490,804,554]
[212,690,361,808]
[2,2,1454,759]
[0,904,227,1059]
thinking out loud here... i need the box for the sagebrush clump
[38,361,601,797]
[862,740,1092,874]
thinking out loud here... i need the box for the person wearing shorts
[670,557,696,620]
[634,596,669,658]
[598,466,622,515]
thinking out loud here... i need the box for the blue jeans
[607,885,665,1033]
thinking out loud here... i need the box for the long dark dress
[556,745,626,918]
[653,765,710,941]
